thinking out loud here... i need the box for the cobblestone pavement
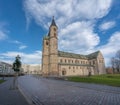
[18,75,120,105]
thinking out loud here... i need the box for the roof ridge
[58,50,85,56]
[87,50,100,56]
[58,50,100,59]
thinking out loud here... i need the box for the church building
[42,17,106,76]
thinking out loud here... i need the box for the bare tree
[111,57,115,73]
[115,50,120,72]
[111,50,120,73]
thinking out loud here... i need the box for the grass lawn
[67,74,120,87]
[0,79,5,84]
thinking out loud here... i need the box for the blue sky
[0,0,120,66]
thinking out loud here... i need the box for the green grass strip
[67,74,120,87]
[0,79,5,84]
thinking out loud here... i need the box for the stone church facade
[42,18,106,76]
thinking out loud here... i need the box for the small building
[0,61,14,75]
[22,64,41,74]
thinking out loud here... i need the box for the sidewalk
[0,77,29,105]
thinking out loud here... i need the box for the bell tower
[42,17,58,76]
[49,17,58,76]
[42,36,49,76]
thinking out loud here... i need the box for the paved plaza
[0,77,29,105]
[18,75,120,105]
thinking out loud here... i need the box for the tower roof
[50,16,57,27]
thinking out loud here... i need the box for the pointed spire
[50,16,57,27]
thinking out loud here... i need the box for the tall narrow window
[65,59,66,63]
[54,33,56,37]
[89,62,91,65]
[54,28,56,31]
[46,41,49,45]
[72,60,73,63]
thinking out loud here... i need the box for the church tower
[42,36,49,76]
[49,17,58,76]
[42,17,58,76]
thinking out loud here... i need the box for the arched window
[65,59,66,63]
[46,41,49,45]
[81,61,82,64]
[62,69,66,75]
[72,60,73,63]
[54,33,56,37]
[54,28,56,31]
[89,62,91,65]
[83,61,85,64]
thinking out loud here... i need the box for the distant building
[0,61,14,75]
[106,67,113,74]
[42,17,106,76]
[22,64,41,74]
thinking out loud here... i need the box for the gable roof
[58,51,87,59]
[86,51,100,59]
[58,50,100,60]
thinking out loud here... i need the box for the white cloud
[99,21,116,31]
[9,40,28,50]
[0,51,42,64]
[0,22,9,40]
[23,0,112,28]
[97,32,120,66]
[10,40,22,44]
[0,30,7,40]
[19,45,27,50]
[23,0,112,52]
[59,21,100,53]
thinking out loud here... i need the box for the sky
[0,0,120,66]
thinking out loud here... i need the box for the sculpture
[11,55,22,89]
